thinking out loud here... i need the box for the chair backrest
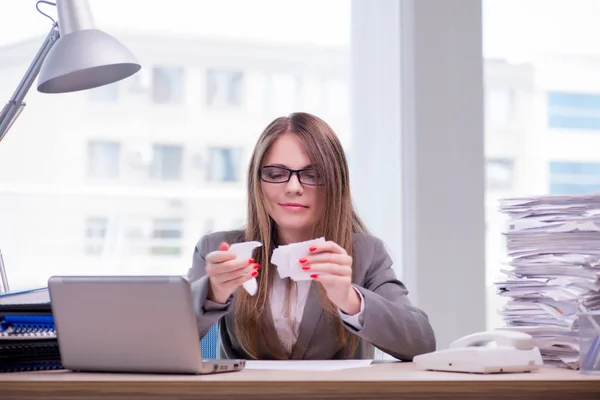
[201,323,219,359]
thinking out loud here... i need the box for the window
[88,83,119,102]
[549,161,600,194]
[152,218,182,239]
[478,0,600,332]
[152,67,184,104]
[486,159,514,190]
[547,91,600,130]
[85,217,108,255]
[206,147,243,182]
[151,144,183,181]
[87,141,120,178]
[150,218,183,255]
[206,70,244,107]
[0,1,348,292]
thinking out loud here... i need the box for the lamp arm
[0,23,60,143]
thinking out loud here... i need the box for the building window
[88,83,119,102]
[150,218,183,255]
[152,67,184,104]
[547,91,600,130]
[486,159,514,190]
[485,89,514,126]
[550,161,600,194]
[87,141,120,178]
[85,217,108,255]
[151,144,183,181]
[206,70,244,107]
[206,147,242,182]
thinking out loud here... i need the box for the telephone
[413,330,543,374]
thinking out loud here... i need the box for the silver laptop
[48,275,245,374]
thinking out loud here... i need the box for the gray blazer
[186,230,436,360]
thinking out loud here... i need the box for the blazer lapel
[291,281,324,359]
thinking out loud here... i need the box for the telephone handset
[413,330,543,374]
[449,330,534,351]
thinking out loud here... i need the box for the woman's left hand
[300,241,361,315]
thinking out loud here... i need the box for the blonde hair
[235,112,367,359]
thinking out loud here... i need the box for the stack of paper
[495,194,600,369]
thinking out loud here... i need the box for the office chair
[201,323,219,359]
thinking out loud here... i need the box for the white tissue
[229,241,263,295]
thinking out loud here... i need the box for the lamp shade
[37,29,141,93]
[37,0,140,94]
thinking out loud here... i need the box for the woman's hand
[206,242,259,304]
[300,241,361,315]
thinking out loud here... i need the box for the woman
[187,112,435,360]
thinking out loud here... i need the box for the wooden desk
[0,362,599,399]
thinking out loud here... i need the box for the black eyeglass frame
[259,166,324,186]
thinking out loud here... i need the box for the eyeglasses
[260,166,324,186]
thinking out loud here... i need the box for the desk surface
[0,362,599,399]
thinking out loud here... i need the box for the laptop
[48,275,245,374]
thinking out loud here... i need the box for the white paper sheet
[271,237,326,281]
[229,241,262,295]
[244,359,372,371]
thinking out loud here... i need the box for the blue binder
[0,315,56,334]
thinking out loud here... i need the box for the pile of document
[495,194,600,369]
[0,288,62,372]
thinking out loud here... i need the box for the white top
[270,278,365,356]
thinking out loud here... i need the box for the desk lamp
[0,0,141,142]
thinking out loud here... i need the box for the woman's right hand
[205,242,260,304]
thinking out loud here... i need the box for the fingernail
[310,274,318,279]
[302,265,310,271]
[249,258,255,264]
[251,271,258,277]
[309,246,317,252]
[299,258,307,263]
[253,263,260,270]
